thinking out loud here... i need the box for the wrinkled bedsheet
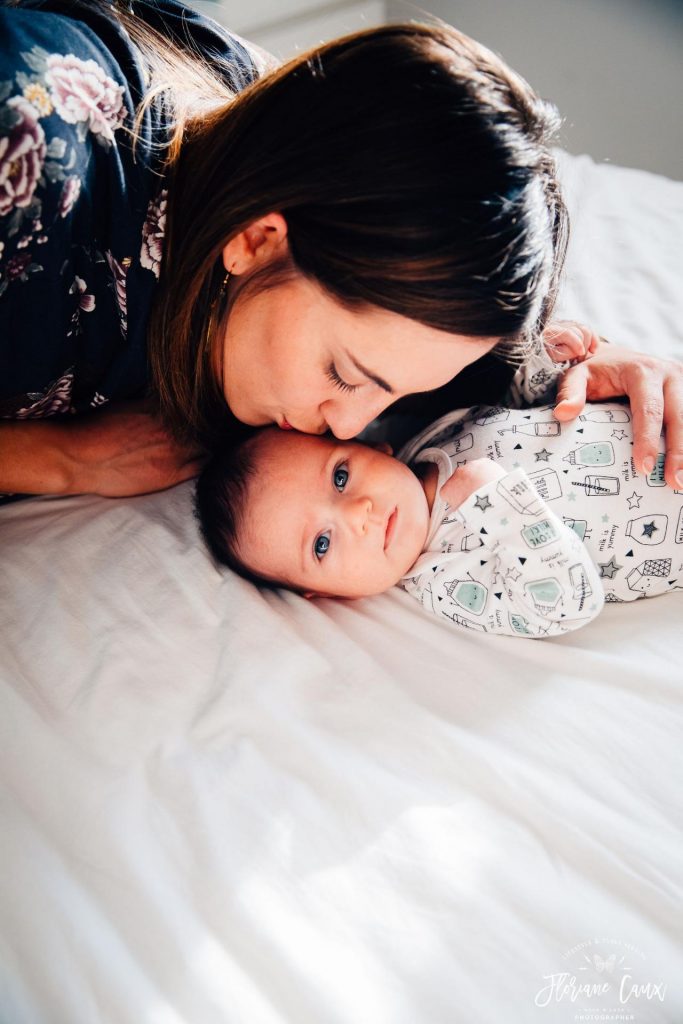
[1,152,682,1024]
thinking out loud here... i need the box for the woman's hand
[63,402,206,497]
[552,340,683,488]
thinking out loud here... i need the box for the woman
[1,0,681,498]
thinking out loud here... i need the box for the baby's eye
[333,463,349,491]
[314,532,331,560]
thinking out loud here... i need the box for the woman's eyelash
[326,362,359,394]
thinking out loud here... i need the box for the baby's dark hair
[194,428,293,591]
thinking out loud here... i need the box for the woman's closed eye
[326,362,359,394]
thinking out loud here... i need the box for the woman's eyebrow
[345,351,395,394]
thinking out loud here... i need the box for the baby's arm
[542,321,600,363]
[415,460,604,638]
[507,322,600,408]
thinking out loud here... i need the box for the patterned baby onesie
[397,401,683,638]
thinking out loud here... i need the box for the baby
[196,401,683,638]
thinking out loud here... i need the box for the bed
[1,151,682,1023]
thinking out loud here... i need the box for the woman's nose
[322,394,393,441]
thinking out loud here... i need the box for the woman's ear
[222,212,289,275]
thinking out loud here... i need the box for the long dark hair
[147,21,567,444]
[22,3,564,444]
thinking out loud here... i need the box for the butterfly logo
[592,954,617,974]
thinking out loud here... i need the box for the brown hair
[29,4,566,446]
[194,427,292,592]
[148,21,567,445]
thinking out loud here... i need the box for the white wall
[194,0,681,178]
[388,0,682,178]
[193,0,388,59]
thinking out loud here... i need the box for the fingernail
[643,456,655,474]
[676,471,683,489]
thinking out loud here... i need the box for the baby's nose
[348,496,372,535]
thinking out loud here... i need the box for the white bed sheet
[1,152,682,1024]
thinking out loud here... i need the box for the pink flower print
[70,276,95,312]
[105,251,128,335]
[6,252,32,280]
[58,176,81,218]
[45,54,126,144]
[0,95,47,216]
[14,369,75,419]
[140,189,167,279]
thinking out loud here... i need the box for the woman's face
[220,273,498,439]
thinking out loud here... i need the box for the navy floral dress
[0,0,257,419]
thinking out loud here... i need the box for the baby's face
[238,429,431,598]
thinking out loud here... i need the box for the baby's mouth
[384,507,398,550]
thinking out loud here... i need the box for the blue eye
[314,533,330,559]
[334,463,349,491]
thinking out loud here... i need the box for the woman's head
[217,241,499,438]
[149,22,567,444]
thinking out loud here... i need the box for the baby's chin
[325,556,422,600]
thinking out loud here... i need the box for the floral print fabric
[0,1,257,422]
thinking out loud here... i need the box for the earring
[203,270,231,356]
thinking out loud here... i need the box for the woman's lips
[279,417,294,431]
[384,507,398,550]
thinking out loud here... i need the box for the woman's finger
[553,361,590,420]
[662,373,683,489]
[625,366,665,477]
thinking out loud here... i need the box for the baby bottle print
[625,515,668,545]
[444,432,474,456]
[626,558,671,595]
[524,577,562,614]
[521,518,559,549]
[444,577,488,615]
[563,442,615,467]
[496,475,543,516]
[578,409,630,423]
[676,507,683,544]
[646,453,666,487]
[563,517,590,542]
[509,613,535,636]
[498,421,561,436]
[528,468,563,501]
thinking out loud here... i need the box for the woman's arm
[0,404,204,497]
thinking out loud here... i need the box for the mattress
[1,151,682,1023]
